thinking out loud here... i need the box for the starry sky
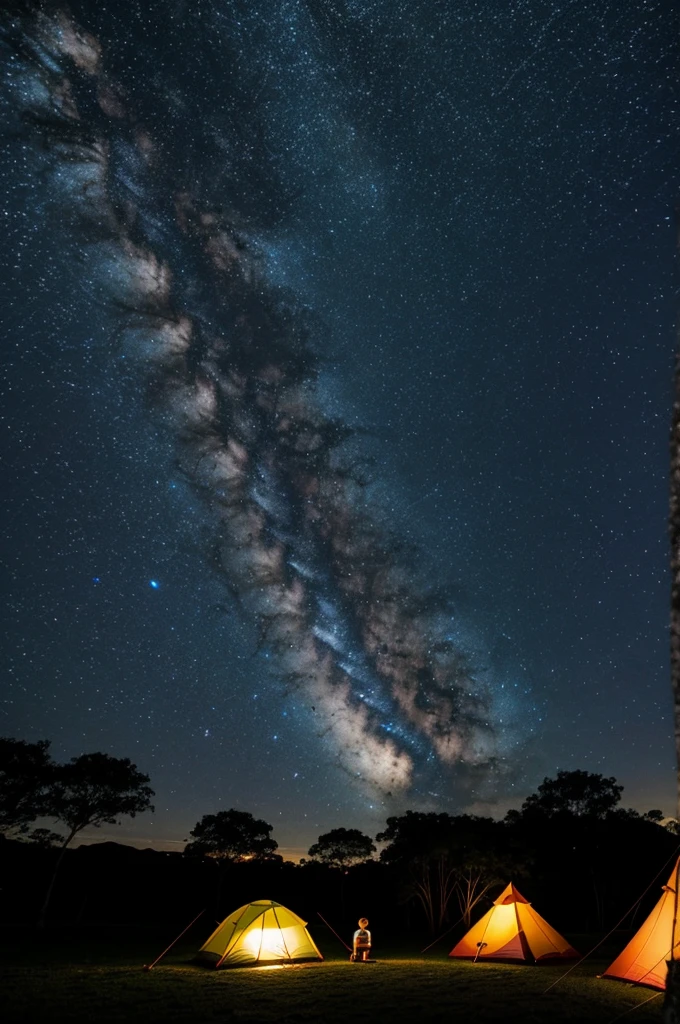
[1,0,678,860]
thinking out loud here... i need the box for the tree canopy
[377,810,459,861]
[36,750,154,927]
[185,809,278,862]
[0,737,54,836]
[307,827,376,867]
[507,769,623,821]
[48,752,155,845]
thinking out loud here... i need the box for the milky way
[0,1,528,805]
[2,0,676,845]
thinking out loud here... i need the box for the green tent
[196,899,323,968]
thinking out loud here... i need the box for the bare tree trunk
[455,870,496,929]
[37,830,76,929]
[412,863,435,933]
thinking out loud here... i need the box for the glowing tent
[196,899,323,968]
[603,859,680,990]
[449,883,579,963]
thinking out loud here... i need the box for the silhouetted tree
[38,752,154,926]
[506,769,623,821]
[184,809,278,862]
[377,811,509,933]
[505,772,677,930]
[308,827,376,867]
[0,737,54,837]
[185,809,278,915]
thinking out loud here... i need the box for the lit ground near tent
[0,928,666,1023]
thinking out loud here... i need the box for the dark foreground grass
[0,928,663,1023]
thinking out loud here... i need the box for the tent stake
[143,909,205,971]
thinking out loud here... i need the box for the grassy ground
[0,927,664,1023]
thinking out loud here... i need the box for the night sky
[1,0,678,860]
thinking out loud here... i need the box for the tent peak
[494,883,530,906]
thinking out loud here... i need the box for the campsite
[2,765,680,1020]
[1,0,677,1020]
[2,783,679,1024]
[0,923,667,1024]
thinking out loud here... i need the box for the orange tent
[449,882,579,963]
[603,859,680,990]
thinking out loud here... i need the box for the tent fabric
[449,883,579,963]
[196,899,323,968]
[603,860,680,991]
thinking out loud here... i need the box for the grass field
[1,927,664,1023]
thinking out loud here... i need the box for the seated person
[351,918,372,961]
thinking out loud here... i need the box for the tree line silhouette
[0,736,677,940]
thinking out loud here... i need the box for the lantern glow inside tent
[449,883,579,963]
[603,859,680,990]
[196,899,323,968]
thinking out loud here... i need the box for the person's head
[358,918,369,929]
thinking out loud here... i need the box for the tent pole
[512,890,530,962]
[214,902,249,969]
[672,859,680,966]
[473,913,493,963]
[271,905,293,961]
[256,911,265,961]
